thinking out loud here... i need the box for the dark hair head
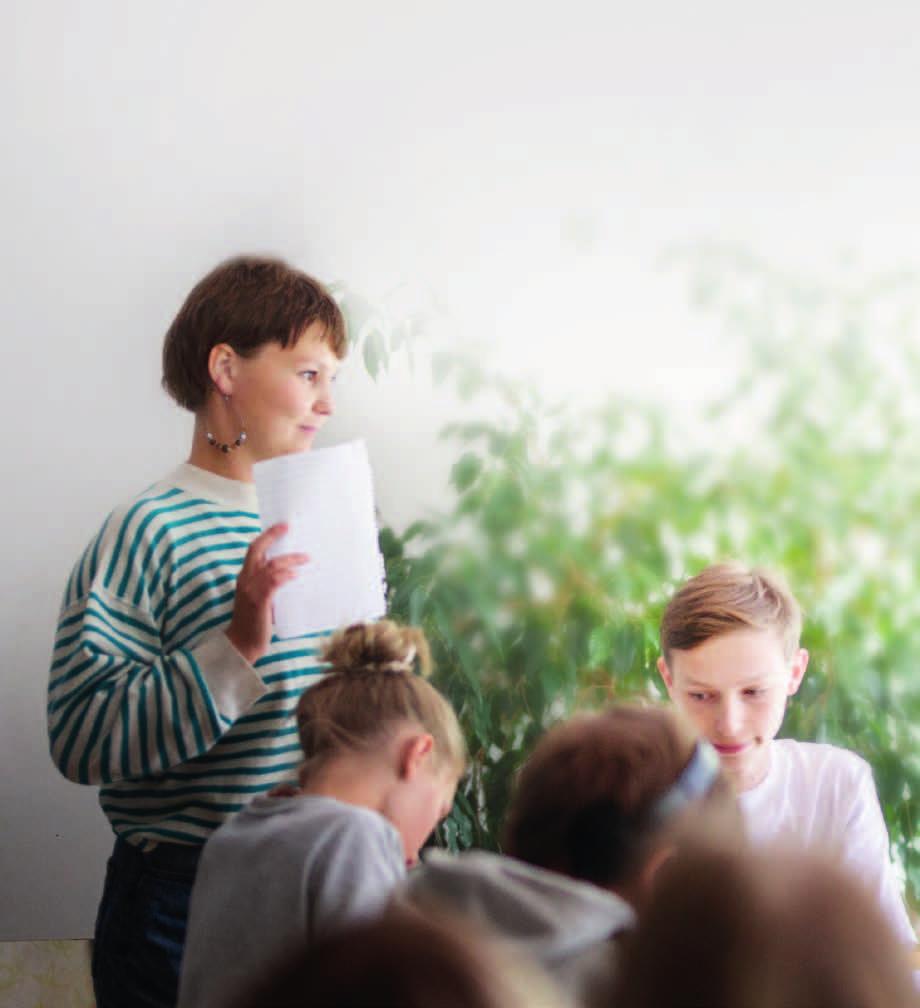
[296,621,466,776]
[615,846,917,1008]
[502,704,738,889]
[230,906,546,1008]
[162,255,347,412]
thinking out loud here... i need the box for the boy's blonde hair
[660,563,802,663]
[296,620,466,778]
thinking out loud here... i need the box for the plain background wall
[3,0,920,939]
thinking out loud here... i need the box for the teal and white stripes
[47,466,327,850]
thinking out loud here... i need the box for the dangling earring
[206,395,248,454]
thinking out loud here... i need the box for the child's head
[161,255,347,460]
[232,904,565,1008]
[657,563,809,792]
[615,845,917,1008]
[502,704,741,905]
[297,620,465,866]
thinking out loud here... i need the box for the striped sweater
[47,463,327,850]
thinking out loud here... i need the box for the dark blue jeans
[92,838,202,1008]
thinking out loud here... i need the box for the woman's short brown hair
[502,705,738,888]
[162,255,347,412]
[660,562,802,663]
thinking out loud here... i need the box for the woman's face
[226,321,341,462]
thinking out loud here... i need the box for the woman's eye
[300,370,318,382]
[744,688,765,698]
[688,692,710,702]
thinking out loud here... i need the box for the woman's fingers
[226,528,310,665]
[245,523,290,568]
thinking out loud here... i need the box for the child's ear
[657,656,675,695]
[207,343,237,398]
[399,733,434,780]
[625,842,675,909]
[643,843,674,890]
[787,648,809,696]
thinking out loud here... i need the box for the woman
[47,256,347,1008]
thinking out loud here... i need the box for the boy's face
[657,629,808,792]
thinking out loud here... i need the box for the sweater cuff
[193,632,268,722]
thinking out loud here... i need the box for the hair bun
[322,620,432,679]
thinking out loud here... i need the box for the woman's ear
[207,343,237,398]
[398,733,434,780]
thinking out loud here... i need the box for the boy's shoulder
[773,738,871,787]
[743,740,877,847]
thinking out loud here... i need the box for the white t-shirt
[739,739,916,945]
[177,794,406,1008]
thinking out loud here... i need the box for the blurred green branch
[379,247,920,904]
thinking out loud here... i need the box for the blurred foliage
[377,247,920,903]
[330,279,441,378]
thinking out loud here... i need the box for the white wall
[3,0,920,938]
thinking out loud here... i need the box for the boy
[657,562,916,946]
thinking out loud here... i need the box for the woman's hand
[224,523,309,666]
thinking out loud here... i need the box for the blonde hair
[296,620,466,777]
[660,562,802,663]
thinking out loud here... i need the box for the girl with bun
[177,620,465,1008]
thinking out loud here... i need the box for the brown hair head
[660,562,802,664]
[162,255,347,412]
[231,904,561,1008]
[502,704,739,889]
[615,846,917,1008]
[296,620,466,778]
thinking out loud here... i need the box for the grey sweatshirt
[178,794,405,1008]
[404,850,635,1007]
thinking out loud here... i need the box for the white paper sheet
[253,440,387,638]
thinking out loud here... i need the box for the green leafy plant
[380,248,920,903]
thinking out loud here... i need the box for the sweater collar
[165,463,258,511]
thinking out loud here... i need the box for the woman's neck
[188,417,254,482]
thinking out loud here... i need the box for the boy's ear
[207,343,238,398]
[657,656,676,696]
[786,648,809,696]
[398,733,434,780]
